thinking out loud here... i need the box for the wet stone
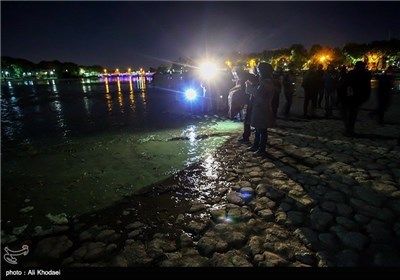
[176,214,185,224]
[294,228,319,248]
[287,211,304,225]
[354,214,370,224]
[324,191,346,203]
[255,184,267,196]
[35,235,73,259]
[336,217,359,231]
[275,211,287,224]
[336,232,369,251]
[257,251,289,267]
[197,236,228,256]
[394,223,400,237]
[19,206,34,213]
[249,171,261,177]
[227,207,253,222]
[127,230,142,239]
[250,177,262,184]
[310,211,334,231]
[95,229,119,243]
[262,162,275,169]
[258,209,274,221]
[12,225,28,235]
[353,185,386,207]
[1,234,17,245]
[187,221,209,234]
[211,250,253,267]
[160,254,209,267]
[226,191,244,206]
[227,177,236,182]
[248,236,263,256]
[189,203,208,213]
[318,233,338,249]
[239,181,252,188]
[79,231,92,242]
[246,219,268,234]
[334,250,361,267]
[110,255,128,267]
[240,187,254,194]
[147,238,176,258]
[374,251,400,266]
[210,208,227,223]
[179,233,194,248]
[46,213,68,225]
[125,221,144,230]
[371,181,397,196]
[83,242,109,262]
[387,200,400,215]
[366,220,393,243]
[224,231,247,248]
[279,202,292,212]
[321,201,336,213]
[263,242,295,260]
[294,251,316,266]
[336,203,353,217]
[122,240,152,266]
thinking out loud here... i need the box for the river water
[1,76,241,231]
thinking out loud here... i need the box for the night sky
[2,1,400,69]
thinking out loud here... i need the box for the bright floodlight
[199,62,217,80]
[185,88,197,101]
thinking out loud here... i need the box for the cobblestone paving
[4,90,400,267]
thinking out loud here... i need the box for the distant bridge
[100,72,155,78]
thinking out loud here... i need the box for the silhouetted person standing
[342,61,371,137]
[302,65,319,118]
[376,66,395,125]
[322,64,338,117]
[228,66,249,121]
[272,70,282,118]
[282,64,296,118]
[239,70,259,144]
[316,64,325,108]
[336,65,348,109]
[248,62,276,157]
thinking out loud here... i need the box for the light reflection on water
[1,76,155,146]
[1,77,243,227]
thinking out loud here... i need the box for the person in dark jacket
[316,64,325,108]
[238,69,259,144]
[272,69,282,118]
[228,66,249,121]
[341,61,371,137]
[248,62,276,157]
[302,65,319,118]
[336,65,348,109]
[322,64,338,117]
[282,64,296,118]
[376,66,395,125]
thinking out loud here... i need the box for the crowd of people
[227,61,397,157]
